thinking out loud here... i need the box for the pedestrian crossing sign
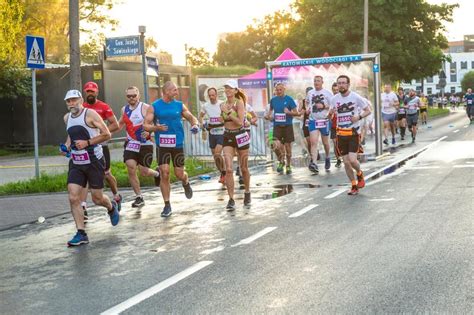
[26,35,45,69]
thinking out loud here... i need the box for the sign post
[138,26,149,103]
[26,35,45,179]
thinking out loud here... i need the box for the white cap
[64,89,82,100]
[224,79,238,89]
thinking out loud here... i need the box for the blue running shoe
[392,138,396,145]
[114,194,123,212]
[161,204,172,217]
[108,200,120,226]
[325,158,331,170]
[67,231,89,247]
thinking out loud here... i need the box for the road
[0,112,472,313]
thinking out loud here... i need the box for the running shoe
[383,139,389,145]
[108,200,120,226]
[325,158,331,170]
[161,204,172,217]
[347,186,359,195]
[131,196,144,208]
[392,138,396,145]
[335,159,342,168]
[154,168,161,187]
[114,194,123,212]
[226,198,236,211]
[308,162,319,174]
[183,182,193,199]
[239,176,244,185]
[276,162,284,174]
[67,232,89,247]
[357,172,365,189]
[244,192,251,206]
[218,174,225,184]
[286,165,292,174]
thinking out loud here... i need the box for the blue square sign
[26,36,45,69]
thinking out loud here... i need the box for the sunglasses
[126,94,137,98]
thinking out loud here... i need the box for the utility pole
[185,43,188,66]
[363,0,368,53]
[69,0,81,89]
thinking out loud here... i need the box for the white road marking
[453,129,460,133]
[407,166,441,170]
[289,204,318,218]
[464,125,469,128]
[101,261,213,315]
[231,227,277,247]
[453,165,474,168]
[324,189,347,199]
[199,246,225,255]
[369,198,395,202]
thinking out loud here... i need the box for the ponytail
[235,88,247,105]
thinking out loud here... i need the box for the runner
[221,79,251,210]
[406,89,422,143]
[81,81,122,218]
[265,82,298,175]
[199,87,225,184]
[396,87,408,140]
[330,82,342,168]
[144,81,199,217]
[62,90,119,246]
[463,88,474,123]
[381,84,399,145]
[329,75,371,195]
[419,93,428,125]
[297,87,313,161]
[118,86,161,207]
[360,96,373,146]
[306,75,333,173]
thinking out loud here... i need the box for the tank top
[152,99,184,148]
[123,102,153,145]
[66,108,103,164]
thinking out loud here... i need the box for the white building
[401,52,474,95]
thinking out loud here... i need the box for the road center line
[100,261,213,315]
[231,227,277,247]
[369,198,395,202]
[453,165,474,168]
[289,204,318,218]
[453,129,460,133]
[407,166,441,170]
[324,189,347,199]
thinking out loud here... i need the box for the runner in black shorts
[396,87,407,140]
[62,90,119,247]
[118,86,161,208]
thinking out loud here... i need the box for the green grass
[427,107,450,118]
[0,158,214,196]
[0,142,124,158]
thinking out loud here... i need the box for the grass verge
[0,158,214,196]
[427,107,450,118]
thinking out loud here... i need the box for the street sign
[26,35,45,69]
[373,64,380,72]
[280,55,362,67]
[105,36,141,58]
[146,56,159,72]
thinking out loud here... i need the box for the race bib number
[159,134,176,148]
[468,99,473,105]
[274,113,286,123]
[399,108,405,113]
[209,117,220,124]
[316,119,328,128]
[337,115,352,124]
[235,132,250,148]
[210,127,224,135]
[126,140,141,153]
[71,150,91,165]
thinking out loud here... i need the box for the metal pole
[139,26,149,103]
[69,0,81,89]
[363,0,368,53]
[32,69,40,178]
[373,53,383,156]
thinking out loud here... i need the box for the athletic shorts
[223,128,250,151]
[397,113,407,121]
[123,143,153,167]
[382,112,397,122]
[336,134,363,156]
[419,108,427,113]
[308,119,330,136]
[156,147,185,168]
[273,125,295,143]
[102,145,111,171]
[67,158,105,189]
[209,134,224,149]
[406,113,419,127]
[467,105,474,116]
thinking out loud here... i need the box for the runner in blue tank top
[144,81,199,217]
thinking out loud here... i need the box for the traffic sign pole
[139,26,149,103]
[32,69,40,178]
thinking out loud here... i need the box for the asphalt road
[0,112,472,314]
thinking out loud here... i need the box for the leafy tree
[187,47,213,67]
[461,71,474,92]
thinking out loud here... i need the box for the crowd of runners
[60,77,473,246]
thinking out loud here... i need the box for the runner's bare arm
[73,110,111,150]
[182,105,199,126]
[143,105,167,132]
[106,113,120,134]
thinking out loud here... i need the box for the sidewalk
[0,111,467,231]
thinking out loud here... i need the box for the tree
[461,71,474,92]
[186,47,213,67]
[284,0,457,82]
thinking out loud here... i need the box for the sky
[103,0,473,65]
